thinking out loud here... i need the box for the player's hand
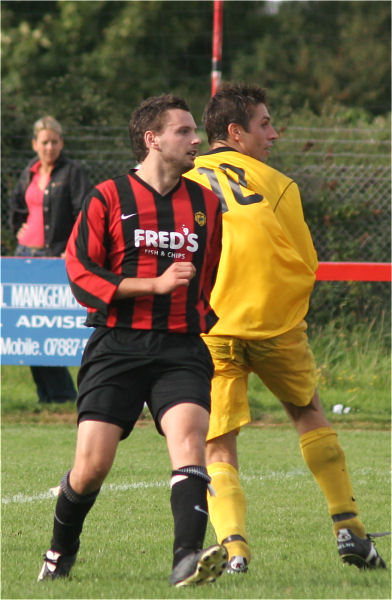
[114,262,196,299]
[153,261,196,294]
[16,222,29,240]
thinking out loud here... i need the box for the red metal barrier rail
[316,262,391,282]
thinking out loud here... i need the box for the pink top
[18,162,49,247]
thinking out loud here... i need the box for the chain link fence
[2,125,390,332]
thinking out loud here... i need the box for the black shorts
[77,327,214,439]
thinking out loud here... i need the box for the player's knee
[70,461,109,493]
[282,390,329,428]
[206,431,238,465]
[62,470,101,501]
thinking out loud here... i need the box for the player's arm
[114,261,196,299]
[203,202,222,294]
[275,181,318,272]
[66,192,124,311]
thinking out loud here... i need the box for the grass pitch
[2,422,390,599]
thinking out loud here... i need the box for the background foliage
[2,1,390,131]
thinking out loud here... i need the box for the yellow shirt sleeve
[272,180,318,272]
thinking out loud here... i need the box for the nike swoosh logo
[121,213,137,220]
[194,505,208,516]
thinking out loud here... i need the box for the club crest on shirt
[194,211,206,227]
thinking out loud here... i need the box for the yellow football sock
[300,427,366,538]
[207,462,251,562]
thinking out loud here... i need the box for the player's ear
[144,130,160,151]
[227,122,242,142]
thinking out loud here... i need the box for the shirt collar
[30,160,41,174]
[204,146,238,156]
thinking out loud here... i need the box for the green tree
[1,0,216,130]
[2,1,127,129]
[229,1,391,115]
[1,0,390,147]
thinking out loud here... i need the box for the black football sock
[170,465,210,568]
[50,471,100,555]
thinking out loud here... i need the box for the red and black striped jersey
[66,170,222,334]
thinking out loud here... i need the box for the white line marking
[242,468,308,481]
[2,491,57,504]
[2,472,307,505]
[2,481,168,505]
[3,466,386,505]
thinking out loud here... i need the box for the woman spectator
[9,115,91,403]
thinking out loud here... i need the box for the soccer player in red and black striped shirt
[38,95,227,587]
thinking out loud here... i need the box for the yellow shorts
[203,320,318,441]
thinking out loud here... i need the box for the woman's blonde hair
[33,116,63,139]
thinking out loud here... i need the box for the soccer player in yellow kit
[185,82,387,573]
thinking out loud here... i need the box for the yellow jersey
[185,148,318,339]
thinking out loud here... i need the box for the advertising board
[1,257,92,366]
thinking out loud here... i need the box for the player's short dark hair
[203,82,268,144]
[129,94,190,162]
